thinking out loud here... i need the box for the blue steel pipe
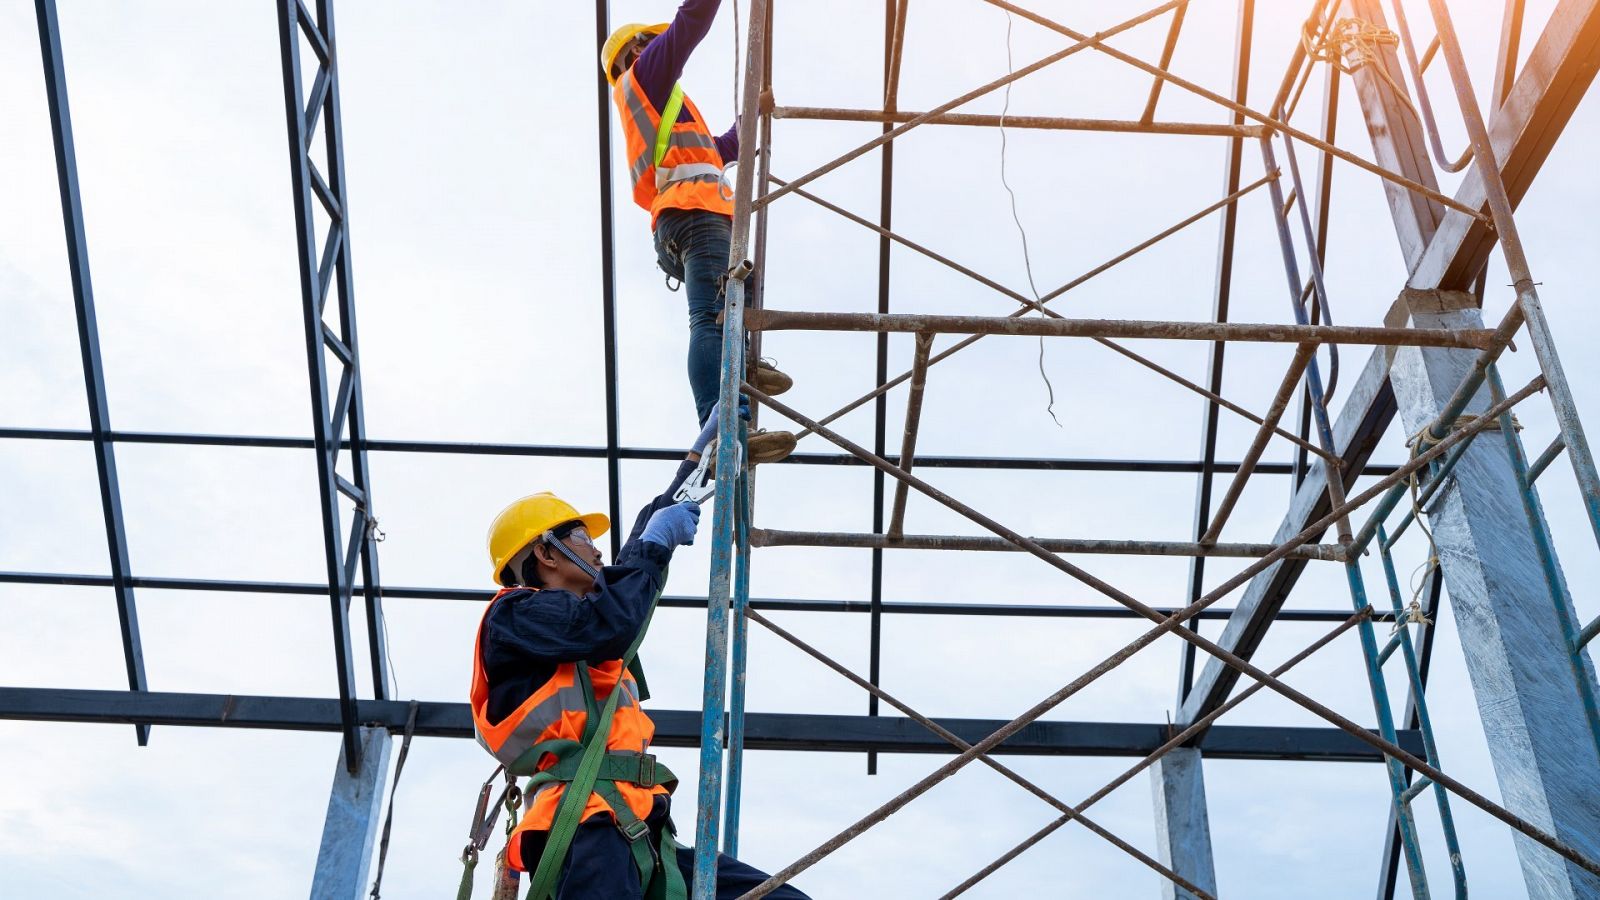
[1279,129,1340,402]
[723,463,752,856]
[1263,132,1432,895]
[1344,560,1433,898]
[692,0,770,893]
[1378,525,1468,898]
[1258,134,1352,543]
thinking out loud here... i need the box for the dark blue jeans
[654,208,734,426]
[533,798,812,899]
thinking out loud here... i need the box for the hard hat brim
[575,512,611,541]
[602,22,670,85]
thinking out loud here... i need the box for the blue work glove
[640,501,701,550]
[691,401,751,455]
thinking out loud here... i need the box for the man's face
[554,526,605,574]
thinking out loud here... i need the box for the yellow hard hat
[601,22,669,85]
[487,492,610,586]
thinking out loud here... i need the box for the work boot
[749,358,793,396]
[748,429,797,465]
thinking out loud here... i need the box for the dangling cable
[998,11,1062,427]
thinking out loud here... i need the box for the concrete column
[310,726,393,900]
[1391,290,1600,898]
[1150,747,1219,900]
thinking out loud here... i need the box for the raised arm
[633,0,724,110]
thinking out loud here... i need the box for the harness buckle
[618,814,652,843]
[637,753,658,787]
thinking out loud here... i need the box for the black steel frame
[20,7,1590,889]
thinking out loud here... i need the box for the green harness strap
[520,579,686,900]
[653,83,687,169]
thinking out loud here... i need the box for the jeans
[654,208,733,426]
[526,798,812,900]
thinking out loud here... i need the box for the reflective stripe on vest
[469,589,646,770]
[611,69,732,220]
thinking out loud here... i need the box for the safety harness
[653,84,729,196]
[460,536,687,900]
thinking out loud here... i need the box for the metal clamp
[675,436,742,504]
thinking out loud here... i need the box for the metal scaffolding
[6,0,1600,898]
[690,0,1600,898]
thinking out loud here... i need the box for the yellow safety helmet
[601,22,669,85]
[487,492,610,586]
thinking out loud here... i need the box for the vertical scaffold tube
[1343,560,1432,898]
[693,0,769,895]
[1376,525,1468,899]
[724,464,752,856]
[1260,133,1429,895]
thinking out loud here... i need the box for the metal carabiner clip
[674,435,742,504]
[718,161,738,202]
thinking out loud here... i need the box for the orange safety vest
[612,67,734,227]
[469,587,669,871]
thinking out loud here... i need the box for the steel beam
[1389,295,1600,897]
[594,0,625,560]
[0,687,1423,762]
[309,726,391,900]
[1344,0,1445,266]
[0,570,1382,622]
[0,426,1401,474]
[1150,748,1217,900]
[1178,0,1600,730]
[33,0,149,745]
[277,0,384,768]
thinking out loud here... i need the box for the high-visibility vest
[612,67,734,226]
[469,587,669,871]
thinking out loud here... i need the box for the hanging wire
[999,10,1062,427]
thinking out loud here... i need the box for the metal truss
[690,0,1600,897]
[275,0,386,771]
[9,0,1600,898]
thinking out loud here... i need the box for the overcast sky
[3,0,1599,897]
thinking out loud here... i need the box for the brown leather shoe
[749,358,793,396]
[748,429,797,465]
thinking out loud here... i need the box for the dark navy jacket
[482,459,696,724]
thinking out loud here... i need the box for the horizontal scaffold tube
[772,105,1262,137]
[751,528,1346,561]
[743,309,1499,349]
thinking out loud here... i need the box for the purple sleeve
[633,0,723,111]
[714,121,739,164]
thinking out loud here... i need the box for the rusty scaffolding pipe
[1200,342,1317,544]
[746,309,1498,349]
[887,333,933,539]
[751,528,1347,561]
[782,173,1293,446]
[774,104,1258,137]
[945,608,1372,896]
[977,0,1491,225]
[737,375,1599,898]
[1138,0,1190,124]
[745,607,1220,900]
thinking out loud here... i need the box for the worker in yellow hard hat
[468,408,811,899]
[602,1,797,466]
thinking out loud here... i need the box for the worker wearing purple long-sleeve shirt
[603,0,796,464]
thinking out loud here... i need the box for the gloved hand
[691,401,751,456]
[640,501,701,550]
